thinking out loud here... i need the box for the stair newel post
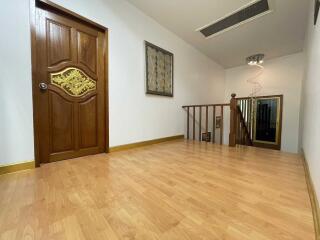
[229,93,237,147]
[186,106,190,139]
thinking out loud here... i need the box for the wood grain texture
[0,161,35,176]
[109,135,184,152]
[0,140,315,240]
[31,3,107,164]
[78,31,97,73]
[229,93,237,146]
[302,150,320,240]
[47,20,71,66]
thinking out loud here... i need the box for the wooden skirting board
[109,135,184,152]
[0,136,184,176]
[302,150,320,240]
[0,161,35,176]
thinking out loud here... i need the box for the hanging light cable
[246,54,265,97]
[245,54,265,139]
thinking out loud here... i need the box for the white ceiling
[126,0,309,68]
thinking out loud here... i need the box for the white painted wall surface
[0,0,225,165]
[300,1,320,201]
[224,53,305,153]
[0,0,34,165]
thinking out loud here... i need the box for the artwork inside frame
[145,41,174,97]
[315,0,320,25]
[216,116,222,129]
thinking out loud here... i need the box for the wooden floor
[0,140,315,240]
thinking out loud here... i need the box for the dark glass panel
[255,98,278,143]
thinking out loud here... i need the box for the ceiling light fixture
[246,54,265,66]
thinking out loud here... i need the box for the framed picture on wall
[315,0,320,25]
[145,41,174,97]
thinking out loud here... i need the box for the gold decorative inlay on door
[50,67,96,97]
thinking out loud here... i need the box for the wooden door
[32,2,107,164]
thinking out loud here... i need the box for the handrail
[236,97,252,100]
[182,103,229,108]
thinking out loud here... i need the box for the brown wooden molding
[301,149,320,240]
[0,161,35,176]
[182,103,229,108]
[109,135,184,152]
[36,0,107,31]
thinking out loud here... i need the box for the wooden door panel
[47,20,72,66]
[49,92,74,153]
[79,96,97,148]
[34,5,107,164]
[78,31,97,73]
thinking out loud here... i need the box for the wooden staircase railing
[230,95,254,147]
[182,103,229,144]
[183,94,254,147]
[236,106,253,146]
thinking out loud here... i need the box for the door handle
[39,83,48,91]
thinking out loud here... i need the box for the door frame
[30,0,109,167]
[252,94,283,150]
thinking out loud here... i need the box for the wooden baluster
[242,123,245,144]
[212,106,216,143]
[193,106,196,140]
[229,93,237,147]
[239,121,241,144]
[248,99,250,126]
[248,98,252,139]
[242,123,244,144]
[243,126,245,144]
[187,107,190,139]
[240,112,243,144]
[199,107,202,141]
[244,99,247,124]
[240,121,242,144]
[243,100,246,123]
[220,105,224,145]
[205,106,208,142]
[235,108,238,144]
[240,123,242,144]
[237,110,240,144]
[241,100,244,116]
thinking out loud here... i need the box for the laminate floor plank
[0,140,315,240]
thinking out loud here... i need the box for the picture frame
[145,41,174,97]
[202,132,211,142]
[315,0,320,25]
[216,116,222,129]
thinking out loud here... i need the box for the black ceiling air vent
[200,0,270,38]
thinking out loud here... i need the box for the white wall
[0,0,225,165]
[0,0,34,165]
[300,0,320,201]
[224,53,305,153]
